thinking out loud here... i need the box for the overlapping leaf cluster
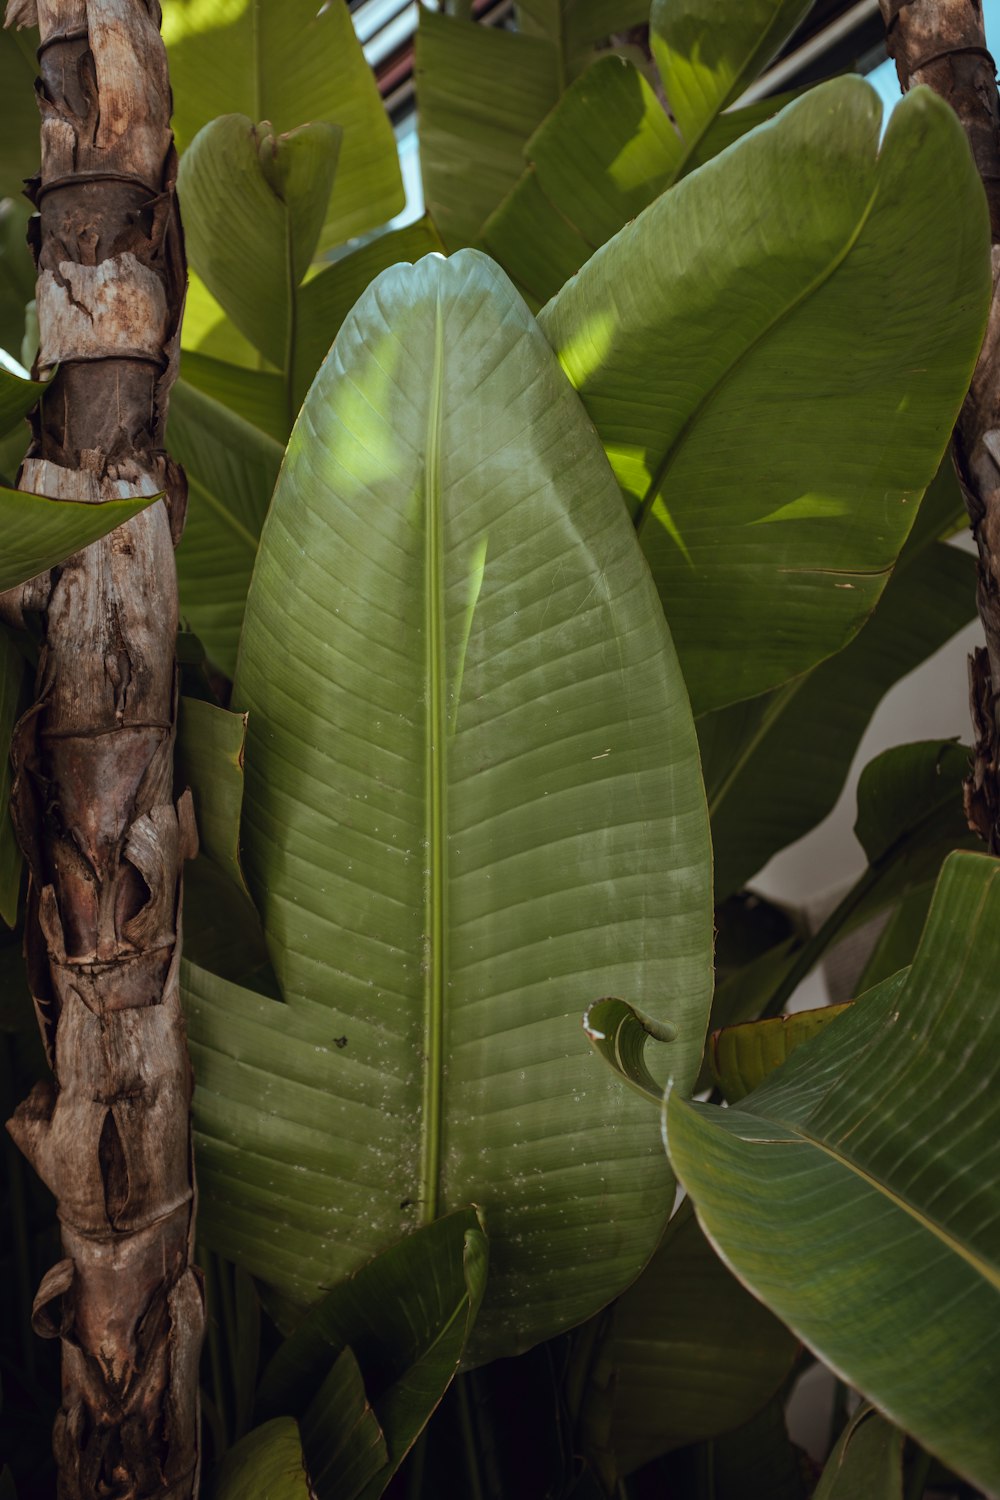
[0,0,997,1496]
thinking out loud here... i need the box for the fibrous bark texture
[1,2,203,1496]
[879,0,1000,847]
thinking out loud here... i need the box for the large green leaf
[179,350,287,444]
[540,79,991,714]
[578,1201,797,1481]
[258,1209,488,1500]
[703,521,975,902]
[168,377,283,675]
[813,1407,903,1500]
[176,696,249,894]
[164,0,403,247]
[665,850,1000,1494]
[0,485,156,593]
[178,114,340,379]
[212,249,712,1361]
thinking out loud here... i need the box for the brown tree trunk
[878,0,1000,848]
[1,1,203,1495]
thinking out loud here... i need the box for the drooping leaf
[178,114,340,377]
[0,628,25,926]
[813,1406,904,1500]
[298,1346,389,1500]
[710,1003,852,1104]
[665,850,1000,1495]
[213,1416,314,1500]
[165,0,403,247]
[857,883,933,991]
[258,1209,488,1499]
[206,249,713,1361]
[0,485,156,593]
[704,539,975,901]
[293,219,444,411]
[0,365,44,441]
[540,79,991,714]
[176,696,249,896]
[168,377,283,675]
[578,1201,798,1482]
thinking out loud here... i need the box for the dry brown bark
[0,1,203,1495]
[879,0,1000,847]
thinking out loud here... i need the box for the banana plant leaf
[181,271,263,368]
[168,377,283,675]
[665,850,1000,1495]
[813,1407,904,1500]
[577,1200,798,1482]
[704,545,974,901]
[257,1208,488,1500]
[213,1417,314,1500]
[293,220,444,412]
[415,11,559,251]
[178,114,340,384]
[198,248,713,1362]
[709,1004,852,1103]
[0,366,45,441]
[539,78,991,714]
[179,351,287,444]
[485,0,810,305]
[0,485,156,594]
[164,0,403,248]
[176,697,249,894]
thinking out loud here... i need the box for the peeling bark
[1,2,203,1495]
[879,0,1000,848]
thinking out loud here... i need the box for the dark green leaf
[176,696,249,896]
[579,1201,798,1480]
[665,851,1000,1495]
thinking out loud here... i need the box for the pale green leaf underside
[540,78,991,714]
[202,249,712,1363]
[165,0,403,247]
[666,851,1000,1493]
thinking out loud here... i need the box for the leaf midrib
[634,175,882,536]
[419,293,448,1226]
